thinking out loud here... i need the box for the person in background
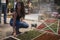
[14,0,20,10]
[10,2,29,36]
[26,0,32,14]
[14,0,17,10]
[1,0,8,24]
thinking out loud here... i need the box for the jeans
[10,18,29,33]
[2,3,7,23]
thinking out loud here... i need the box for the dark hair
[15,2,25,18]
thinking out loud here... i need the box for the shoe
[16,32,21,35]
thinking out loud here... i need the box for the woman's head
[17,3,21,10]
[15,2,25,13]
[15,2,25,18]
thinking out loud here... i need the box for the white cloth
[1,0,6,3]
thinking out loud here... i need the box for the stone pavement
[0,24,13,39]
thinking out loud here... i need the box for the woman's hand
[20,17,24,22]
[12,12,17,37]
[13,28,16,37]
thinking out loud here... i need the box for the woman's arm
[13,12,16,28]
[20,14,25,22]
[12,12,17,36]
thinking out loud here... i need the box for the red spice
[45,30,53,33]
[45,19,56,23]
[37,24,46,29]
[34,33,60,40]
[58,29,60,34]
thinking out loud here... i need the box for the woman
[10,2,29,36]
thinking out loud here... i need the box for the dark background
[54,0,60,6]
